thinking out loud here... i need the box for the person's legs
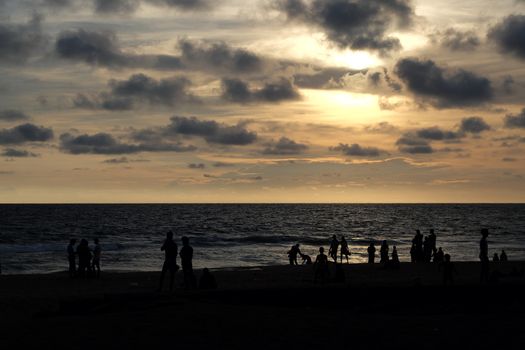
[158,263,167,291]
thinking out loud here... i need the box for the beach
[1,261,525,348]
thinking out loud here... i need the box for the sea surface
[1,204,524,274]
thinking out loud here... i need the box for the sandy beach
[1,261,525,348]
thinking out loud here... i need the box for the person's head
[430,229,434,234]
[319,247,324,254]
[69,239,76,245]
[444,254,451,262]
[370,242,375,247]
[332,235,336,239]
[94,238,99,244]
[416,229,421,234]
[182,236,189,245]
[481,228,489,237]
[438,247,443,252]
[382,240,387,245]
[393,245,397,251]
[296,243,300,248]
[81,238,88,246]
[502,250,506,254]
[166,231,173,240]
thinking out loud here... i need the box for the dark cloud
[459,116,491,133]
[0,123,54,145]
[103,156,130,163]
[502,75,515,95]
[150,116,258,145]
[0,110,30,122]
[188,163,205,169]
[275,0,414,55]
[263,137,308,155]
[488,15,525,59]
[416,127,462,141]
[366,68,401,91]
[504,108,525,128]
[363,121,399,134]
[396,134,434,154]
[178,39,262,74]
[212,161,235,167]
[368,72,382,86]
[432,28,480,51]
[56,29,184,70]
[395,58,493,107]
[330,143,384,157]
[60,132,196,154]
[221,78,300,103]
[94,0,140,14]
[146,0,212,10]
[0,15,49,63]
[73,73,197,110]
[1,148,38,158]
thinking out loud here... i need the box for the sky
[0,0,525,203]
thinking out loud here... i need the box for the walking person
[340,236,351,263]
[92,238,101,278]
[67,239,77,278]
[328,235,339,263]
[158,231,179,292]
[180,236,196,289]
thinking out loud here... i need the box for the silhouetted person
[180,236,196,289]
[493,253,499,262]
[380,240,389,264]
[158,231,179,292]
[390,245,400,269]
[428,229,437,255]
[92,238,101,278]
[328,235,339,263]
[300,253,312,265]
[67,239,77,278]
[433,247,444,263]
[367,243,376,264]
[410,243,416,263]
[199,268,217,289]
[412,230,423,262]
[314,247,329,283]
[500,250,508,262]
[440,254,456,285]
[479,229,490,284]
[76,239,91,278]
[423,236,432,262]
[340,236,351,263]
[287,244,301,265]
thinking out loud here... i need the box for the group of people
[67,238,101,278]
[157,231,216,292]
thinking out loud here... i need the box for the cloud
[221,78,300,103]
[1,148,38,157]
[293,67,361,89]
[396,134,434,154]
[0,123,54,145]
[177,39,262,74]
[146,0,212,10]
[103,156,130,163]
[188,163,205,169]
[432,28,480,51]
[330,143,385,157]
[0,110,30,122]
[274,0,414,55]
[504,108,525,128]
[363,121,399,134]
[263,137,308,155]
[60,132,196,154]
[56,29,184,69]
[395,58,493,108]
[212,161,235,167]
[137,116,258,145]
[416,127,462,141]
[73,73,197,110]
[459,116,491,133]
[488,15,525,59]
[0,15,49,63]
[94,0,140,14]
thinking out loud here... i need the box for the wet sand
[1,261,525,348]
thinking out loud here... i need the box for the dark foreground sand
[1,262,525,349]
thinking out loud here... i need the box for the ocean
[1,204,524,274]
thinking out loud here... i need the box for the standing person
[340,236,351,263]
[380,240,389,264]
[67,239,77,278]
[433,247,444,263]
[391,246,400,266]
[500,250,508,262]
[314,247,329,283]
[367,243,376,264]
[479,229,490,284]
[412,230,423,262]
[158,231,179,292]
[287,244,300,265]
[428,229,437,255]
[180,236,196,289]
[76,239,91,278]
[328,235,339,263]
[92,238,101,278]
